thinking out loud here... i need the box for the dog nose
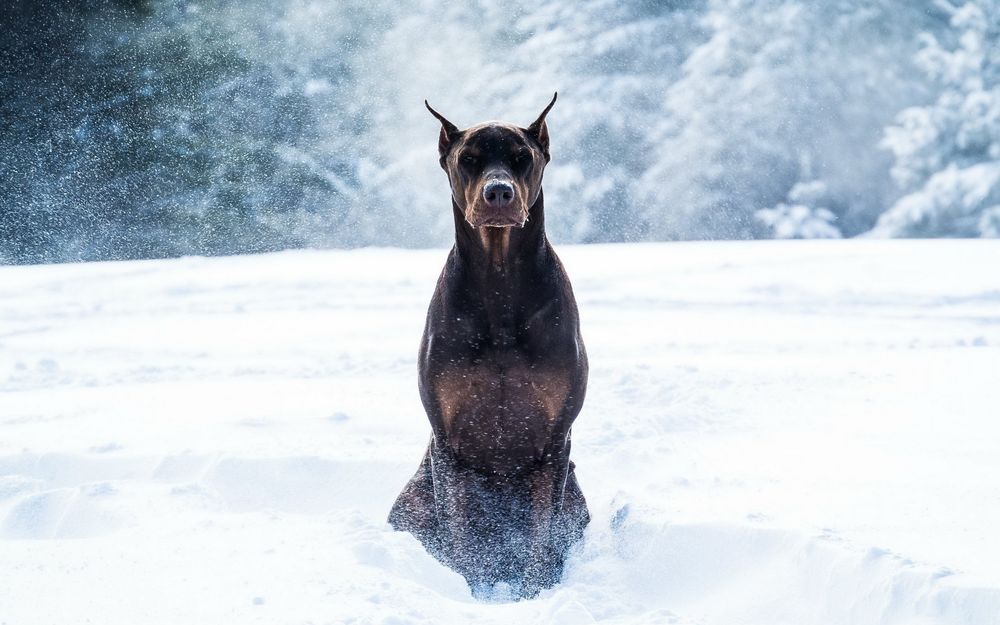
[483,180,515,208]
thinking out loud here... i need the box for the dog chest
[426,357,574,470]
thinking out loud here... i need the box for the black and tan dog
[388,93,589,598]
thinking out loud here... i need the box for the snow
[870,162,1000,237]
[1,240,999,624]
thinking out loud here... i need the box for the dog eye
[460,154,478,166]
[513,151,532,166]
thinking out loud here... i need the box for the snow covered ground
[1,240,999,625]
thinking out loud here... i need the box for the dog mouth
[477,217,526,228]
[466,209,528,229]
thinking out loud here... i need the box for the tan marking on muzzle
[463,176,530,228]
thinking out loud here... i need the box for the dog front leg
[428,440,489,584]
[521,452,571,596]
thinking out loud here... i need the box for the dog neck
[477,228,513,268]
[452,191,547,276]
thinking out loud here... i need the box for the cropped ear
[526,92,557,161]
[425,100,460,162]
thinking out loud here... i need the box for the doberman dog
[388,94,589,598]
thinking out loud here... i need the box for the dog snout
[483,180,515,208]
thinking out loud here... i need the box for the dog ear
[425,100,460,160]
[526,92,557,160]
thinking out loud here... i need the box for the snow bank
[1,241,998,624]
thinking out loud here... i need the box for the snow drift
[1,240,999,624]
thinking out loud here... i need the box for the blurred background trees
[873,0,1000,237]
[0,0,995,264]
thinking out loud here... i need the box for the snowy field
[1,240,999,625]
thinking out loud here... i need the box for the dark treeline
[2,0,360,263]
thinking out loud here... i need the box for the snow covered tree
[346,0,706,245]
[638,0,937,241]
[2,0,990,262]
[872,0,1000,237]
[755,181,842,239]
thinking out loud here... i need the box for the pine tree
[873,0,1000,237]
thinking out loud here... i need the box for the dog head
[426,93,556,229]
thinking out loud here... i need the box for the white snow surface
[1,240,999,625]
